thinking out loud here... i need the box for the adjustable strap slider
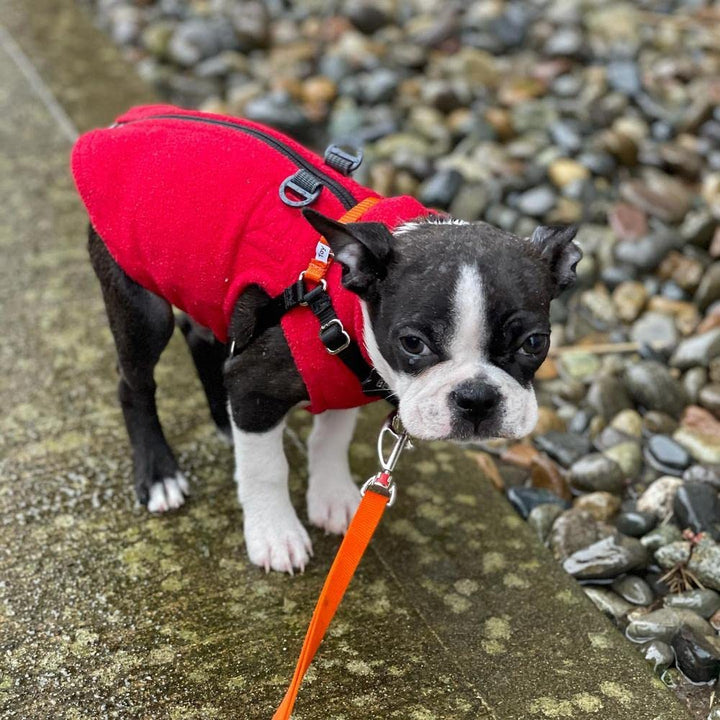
[319,318,351,355]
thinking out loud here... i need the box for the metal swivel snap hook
[360,411,411,507]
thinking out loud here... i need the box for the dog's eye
[399,334,431,357]
[519,333,549,356]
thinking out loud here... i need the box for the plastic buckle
[279,170,322,207]
[319,319,351,355]
[324,144,363,176]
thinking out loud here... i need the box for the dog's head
[304,210,581,442]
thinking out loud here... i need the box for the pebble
[683,367,707,405]
[614,232,678,272]
[419,169,464,209]
[548,158,589,188]
[603,441,642,480]
[515,185,557,217]
[625,607,714,644]
[532,406,566,436]
[617,510,657,538]
[643,411,679,436]
[641,640,675,674]
[549,509,602,561]
[606,60,641,96]
[683,464,720,490]
[636,476,683,520]
[644,435,691,476]
[244,92,307,134]
[609,204,648,242]
[672,628,720,683]
[696,263,720,311]
[612,281,648,322]
[563,534,648,580]
[673,482,720,540]
[687,538,720,591]
[530,454,571,502]
[655,540,692,570]
[699,384,720,418]
[609,409,643,438]
[640,523,682,552]
[611,575,654,606]
[670,328,720,370]
[533,431,591,468]
[569,453,625,495]
[528,503,564,545]
[620,171,691,224]
[574,492,621,522]
[584,586,634,623]
[674,426,720,465]
[624,361,688,417]
[586,375,632,421]
[506,486,569,519]
[664,589,720,619]
[630,312,678,349]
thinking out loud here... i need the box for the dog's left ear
[530,224,582,297]
[302,208,394,296]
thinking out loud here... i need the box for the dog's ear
[302,208,394,296]
[530,224,582,297]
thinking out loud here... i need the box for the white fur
[231,417,312,574]
[394,217,469,237]
[306,409,361,535]
[147,473,189,513]
[362,263,538,440]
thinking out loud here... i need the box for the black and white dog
[88,214,579,573]
[79,110,580,574]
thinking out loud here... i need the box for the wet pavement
[0,1,692,718]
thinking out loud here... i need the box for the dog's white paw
[307,476,361,536]
[243,502,313,574]
[147,473,189,513]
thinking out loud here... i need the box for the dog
[72,104,580,573]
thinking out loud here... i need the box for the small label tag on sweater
[315,242,331,263]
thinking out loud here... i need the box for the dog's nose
[450,383,499,426]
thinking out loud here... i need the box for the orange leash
[303,196,380,285]
[273,414,409,720]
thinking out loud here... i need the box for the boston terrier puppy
[73,105,580,573]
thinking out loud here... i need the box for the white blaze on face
[362,263,538,441]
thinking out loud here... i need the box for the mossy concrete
[0,2,690,718]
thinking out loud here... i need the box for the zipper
[116,113,358,211]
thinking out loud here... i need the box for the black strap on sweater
[229,277,397,406]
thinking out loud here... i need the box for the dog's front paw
[243,502,313,574]
[147,473,189,513]
[307,475,361,536]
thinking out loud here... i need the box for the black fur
[89,227,182,505]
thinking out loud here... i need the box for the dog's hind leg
[88,226,188,512]
[177,314,230,440]
[306,408,361,535]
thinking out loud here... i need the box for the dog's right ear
[302,208,394,297]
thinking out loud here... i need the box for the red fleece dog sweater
[71,104,430,413]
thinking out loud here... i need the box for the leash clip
[360,412,410,507]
